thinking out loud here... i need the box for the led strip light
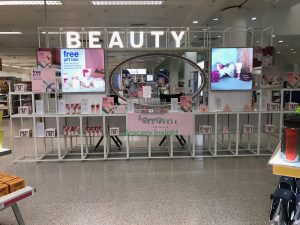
[0,1,63,6]
[89,1,164,6]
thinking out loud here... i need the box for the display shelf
[11,114,33,118]
[269,144,300,179]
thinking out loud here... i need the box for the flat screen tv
[211,48,253,91]
[61,48,105,93]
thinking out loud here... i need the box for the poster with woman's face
[37,48,61,69]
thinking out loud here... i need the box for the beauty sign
[126,113,194,136]
[66,29,187,49]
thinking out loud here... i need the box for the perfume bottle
[281,115,300,163]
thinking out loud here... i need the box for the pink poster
[31,68,56,93]
[126,113,194,136]
[61,49,105,92]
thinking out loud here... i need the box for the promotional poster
[31,68,56,93]
[37,48,61,69]
[61,49,105,92]
[211,48,253,91]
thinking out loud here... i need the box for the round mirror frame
[109,53,207,104]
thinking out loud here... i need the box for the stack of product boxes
[0,172,25,197]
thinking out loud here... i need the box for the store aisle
[0,155,276,225]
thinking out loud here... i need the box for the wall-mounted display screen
[61,48,105,93]
[211,48,253,91]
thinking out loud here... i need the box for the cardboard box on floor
[0,172,25,196]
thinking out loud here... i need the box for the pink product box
[85,127,90,137]
[19,129,32,138]
[263,124,275,133]
[221,127,230,134]
[45,128,56,137]
[267,103,279,111]
[242,125,253,134]
[71,104,76,114]
[73,127,80,136]
[14,83,27,92]
[76,104,81,114]
[199,125,213,134]
[285,102,299,111]
[18,106,32,115]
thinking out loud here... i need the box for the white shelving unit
[8,88,300,162]
[0,94,9,118]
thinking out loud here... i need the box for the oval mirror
[110,53,206,105]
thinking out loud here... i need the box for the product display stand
[8,88,300,162]
[0,186,35,225]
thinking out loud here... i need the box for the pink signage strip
[126,113,194,136]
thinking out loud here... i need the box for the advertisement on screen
[61,49,105,92]
[211,48,253,91]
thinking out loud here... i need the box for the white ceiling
[0,0,299,73]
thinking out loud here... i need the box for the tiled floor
[0,154,277,225]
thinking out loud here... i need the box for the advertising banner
[61,48,105,92]
[126,113,194,136]
[31,68,56,93]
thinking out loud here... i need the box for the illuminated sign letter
[170,31,185,48]
[66,31,81,48]
[150,31,164,48]
[89,31,102,48]
[108,31,124,48]
[130,31,144,48]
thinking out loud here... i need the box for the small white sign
[35,100,44,114]
[36,122,45,137]
[81,99,90,114]
[127,99,134,113]
[142,86,152,98]
[171,98,178,112]
[110,127,120,136]
[57,99,66,114]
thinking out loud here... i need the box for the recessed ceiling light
[278,40,284,43]
[285,44,289,46]
[217,35,222,38]
[23,67,31,70]
[213,18,219,21]
[0,31,23,34]
[193,35,197,38]
[0,1,63,5]
[290,48,294,51]
[293,52,296,54]
[251,17,256,20]
[277,52,281,54]
[193,20,198,24]
[89,1,164,5]
[272,35,276,38]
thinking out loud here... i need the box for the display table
[0,148,11,157]
[268,144,300,178]
[0,186,35,225]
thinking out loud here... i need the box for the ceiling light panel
[89,1,164,5]
[0,1,63,6]
[0,31,23,34]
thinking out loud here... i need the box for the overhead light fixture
[290,48,294,51]
[285,44,289,47]
[11,65,22,69]
[251,17,257,20]
[277,52,281,54]
[23,67,31,70]
[2,64,10,66]
[192,20,198,24]
[0,1,63,6]
[89,1,164,5]
[272,35,276,38]
[0,31,23,34]
[41,31,62,35]
[293,52,296,54]
[217,35,222,38]
[213,18,219,21]
[278,40,284,43]
[193,35,197,38]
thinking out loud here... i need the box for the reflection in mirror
[110,52,206,106]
